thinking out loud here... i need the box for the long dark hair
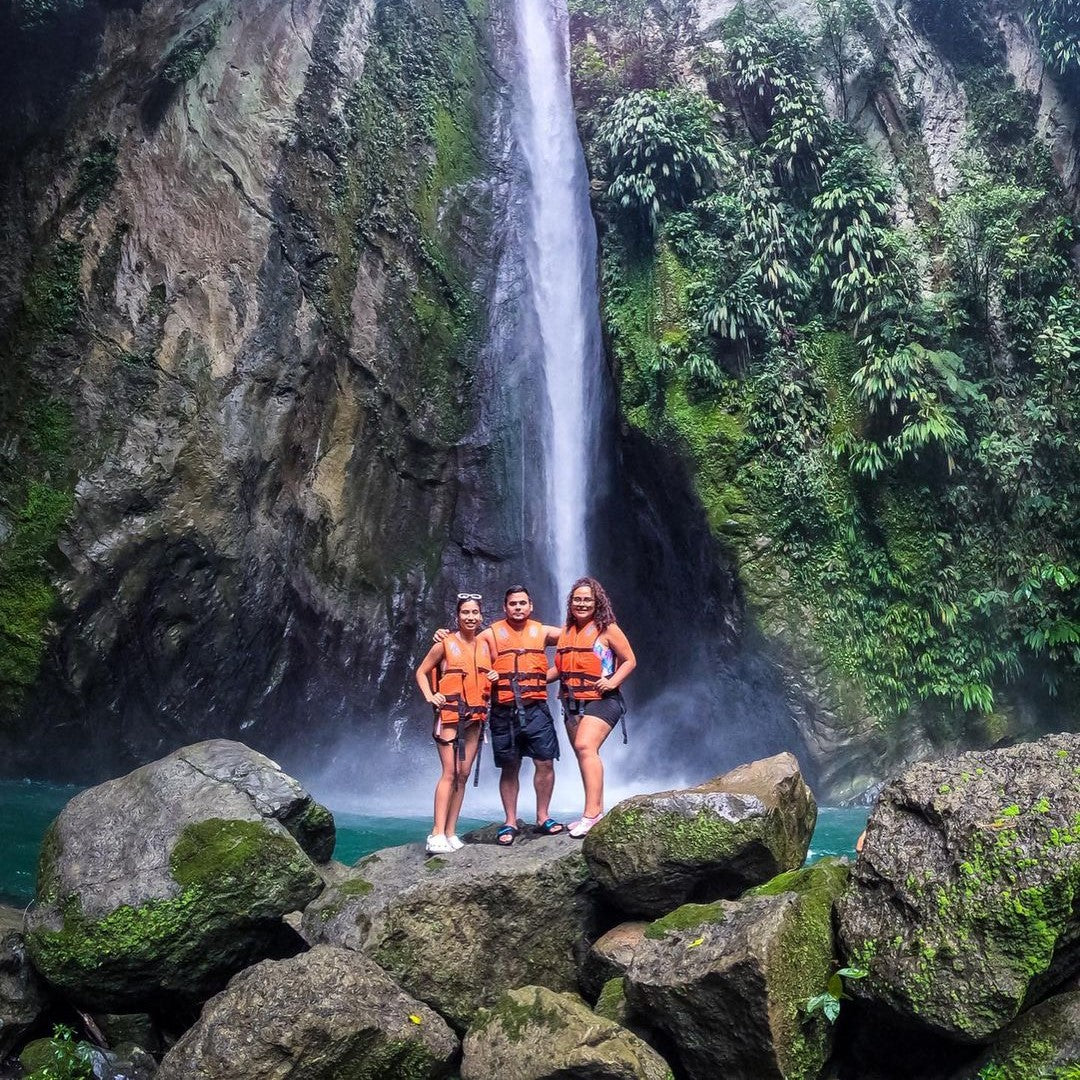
[564,576,615,632]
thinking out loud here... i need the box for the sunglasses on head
[457,593,482,601]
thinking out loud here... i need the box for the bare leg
[446,723,482,838]
[432,732,461,836]
[571,716,614,819]
[533,758,555,824]
[499,758,521,828]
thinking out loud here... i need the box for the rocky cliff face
[0,0,541,774]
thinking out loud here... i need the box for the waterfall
[512,0,604,601]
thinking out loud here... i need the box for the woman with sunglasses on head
[415,593,496,854]
[553,577,636,838]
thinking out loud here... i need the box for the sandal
[496,825,518,847]
[537,818,565,835]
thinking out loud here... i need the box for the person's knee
[534,758,554,776]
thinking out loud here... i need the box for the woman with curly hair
[552,577,636,838]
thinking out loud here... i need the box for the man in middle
[479,585,566,846]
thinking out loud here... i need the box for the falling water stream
[513,0,604,597]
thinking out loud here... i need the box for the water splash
[513,0,604,598]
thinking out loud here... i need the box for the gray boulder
[0,915,48,1059]
[836,733,1080,1043]
[625,858,848,1080]
[963,991,1080,1079]
[461,985,672,1080]
[302,836,596,1029]
[26,740,328,1009]
[584,752,817,918]
[580,922,649,1003]
[156,945,457,1080]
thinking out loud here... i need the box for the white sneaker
[447,835,465,851]
[425,834,453,854]
[568,813,603,839]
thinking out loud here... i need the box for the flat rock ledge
[584,751,817,918]
[301,835,596,1029]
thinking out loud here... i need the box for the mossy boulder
[155,945,457,1079]
[26,740,328,1009]
[461,985,672,1080]
[301,837,596,1030]
[836,733,1080,1043]
[623,857,849,1080]
[584,752,817,918]
[964,991,1080,1079]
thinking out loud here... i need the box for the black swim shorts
[489,701,560,766]
[564,691,626,729]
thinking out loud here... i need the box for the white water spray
[513,0,604,599]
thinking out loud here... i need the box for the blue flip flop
[538,818,565,835]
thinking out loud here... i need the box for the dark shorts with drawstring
[489,701,559,765]
[564,691,626,729]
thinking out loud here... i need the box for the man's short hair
[504,584,531,603]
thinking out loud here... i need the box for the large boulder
[26,740,329,1009]
[836,734,1080,1043]
[302,836,596,1029]
[964,991,1080,1079]
[461,985,672,1080]
[155,945,458,1079]
[624,858,848,1080]
[584,752,817,918]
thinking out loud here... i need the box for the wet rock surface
[461,985,671,1080]
[155,945,458,1080]
[580,921,649,1004]
[837,733,1080,1044]
[963,990,1080,1079]
[301,834,596,1030]
[25,741,325,1009]
[584,753,816,918]
[0,922,47,1060]
[624,857,847,1080]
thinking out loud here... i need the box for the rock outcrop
[965,991,1080,1079]
[584,753,816,918]
[837,733,1080,1043]
[461,985,671,1080]
[0,916,47,1059]
[156,945,458,1080]
[579,921,649,1004]
[26,741,327,1008]
[302,835,596,1029]
[624,857,848,1080]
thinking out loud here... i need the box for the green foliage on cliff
[331,0,489,446]
[573,0,1080,749]
[0,241,80,718]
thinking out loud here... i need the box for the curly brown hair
[564,576,616,632]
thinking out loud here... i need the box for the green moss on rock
[594,976,628,1021]
[645,901,726,940]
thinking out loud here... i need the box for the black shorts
[489,701,559,766]
[564,691,626,729]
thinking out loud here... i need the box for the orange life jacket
[435,633,491,726]
[489,619,548,705]
[555,621,605,702]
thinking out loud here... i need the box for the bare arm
[479,628,500,683]
[597,623,636,693]
[542,624,562,645]
[414,642,447,706]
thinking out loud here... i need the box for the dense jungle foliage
[570,0,1080,751]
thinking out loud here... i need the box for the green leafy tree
[597,89,727,230]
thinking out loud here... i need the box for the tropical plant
[26,1025,93,1080]
[597,89,727,229]
[1028,0,1080,75]
[805,966,868,1023]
